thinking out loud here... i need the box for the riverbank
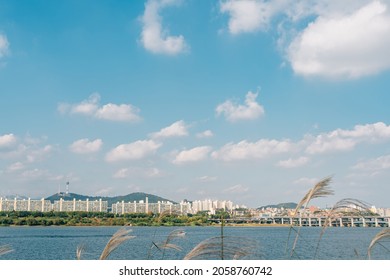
[0,211,294,227]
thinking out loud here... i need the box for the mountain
[257,202,297,209]
[45,192,177,206]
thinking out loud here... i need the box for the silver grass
[183,236,258,260]
[0,245,13,256]
[322,198,372,228]
[367,228,390,259]
[293,176,334,216]
[159,229,185,259]
[76,244,85,260]
[286,176,334,258]
[314,198,372,259]
[99,227,135,260]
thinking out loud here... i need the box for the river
[0,226,388,260]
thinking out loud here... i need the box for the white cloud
[353,154,390,172]
[197,175,218,182]
[220,1,390,78]
[21,169,50,180]
[212,139,292,161]
[196,130,214,138]
[336,122,390,140]
[0,34,9,58]
[0,134,17,148]
[113,168,130,179]
[95,103,141,122]
[216,91,264,122]
[140,0,188,55]
[19,169,63,181]
[26,145,53,163]
[151,120,188,138]
[106,140,161,162]
[225,184,249,193]
[113,167,164,179]
[305,134,356,154]
[305,122,390,154]
[293,177,319,186]
[220,0,280,34]
[69,138,103,154]
[288,1,390,78]
[210,122,390,162]
[277,156,309,168]
[6,162,25,172]
[58,93,141,122]
[71,93,100,115]
[173,146,212,164]
[145,167,164,177]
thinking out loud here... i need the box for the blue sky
[1,0,390,208]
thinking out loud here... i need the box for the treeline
[0,211,211,227]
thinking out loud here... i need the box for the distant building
[376,208,390,217]
[0,198,51,212]
[52,198,108,212]
[0,197,107,212]
[190,199,240,214]
[111,197,192,215]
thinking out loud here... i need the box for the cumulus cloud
[173,146,212,164]
[305,134,356,154]
[0,134,17,148]
[151,120,189,138]
[69,138,103,154]
[0,137,54,165]
[140,0,188,55]
[209,122,390,162]
[71,93,100,115]
[196,130,214,139]
[353,154,390,172]
[19,168,63,181]
[305,122,390,154]
[220,0,280,34]
[277,156,309,168]
[289,1,390,78]
[113,167,163,179]
[216,91,264,122]
[106,140,161,162]
[58,93,141,122]
[212,139,292,161]
[95,104,141,122]
[0,34,9,58]
[26,145,53,163]
[220,0,390,78]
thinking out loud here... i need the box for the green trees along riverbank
[0,211,212,227]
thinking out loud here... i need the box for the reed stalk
[99,227,135,260]
[286,176,333,258]
[183,236,258,260]
[0,245,13,256]
[314,198,372,259]
[367,228,390,259]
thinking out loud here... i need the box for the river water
[0,226,388,260]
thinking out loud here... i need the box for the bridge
[209,216,390,227]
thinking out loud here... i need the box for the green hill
[258,202,297,210]
[45,192,177,206]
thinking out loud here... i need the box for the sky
[1,0,390,208]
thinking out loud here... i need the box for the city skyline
[1,0,390,208]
